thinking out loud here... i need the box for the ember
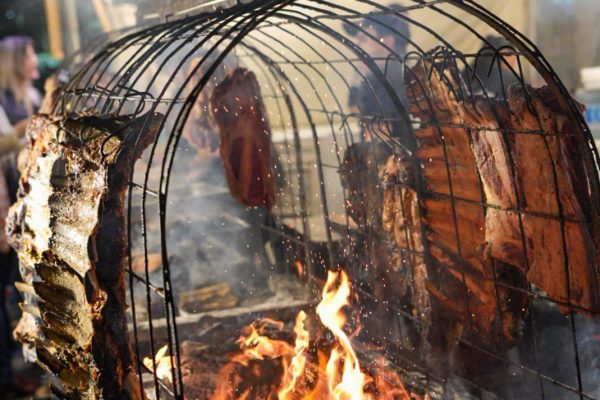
[294,261,305,277]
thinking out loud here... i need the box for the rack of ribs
[401,51,599,350]
[7,112,163,399]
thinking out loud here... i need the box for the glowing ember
[295,260,305,276]
[143,344,175,384]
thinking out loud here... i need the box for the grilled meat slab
[406,59,529,349]
[211,68,276,210]
[503,84,599,312]
[7,112,162,399]
[403,52,599,350]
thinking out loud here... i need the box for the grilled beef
[406,59,529,349]
[403,52,599,350]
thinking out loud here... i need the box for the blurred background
[2,0,600,127]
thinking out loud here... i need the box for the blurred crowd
[0,35,44,399]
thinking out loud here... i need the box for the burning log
[7,112,163,399]
[140,272,431,399]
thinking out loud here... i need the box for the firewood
[179,283,239,313]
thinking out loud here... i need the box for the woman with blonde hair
[0,35,41,397]
[0,36,40,141]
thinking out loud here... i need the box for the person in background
[344,3,411,143]
[469,34,521,99]
[0,35,41,397]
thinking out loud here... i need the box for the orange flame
[278,310,309,399]
[236,318,292,365]
[206,270,421,400]
[317,270,367,399]
[143,344,175,384]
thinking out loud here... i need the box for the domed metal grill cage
[21,0,600,399]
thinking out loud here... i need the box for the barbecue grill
[10,1,600,399]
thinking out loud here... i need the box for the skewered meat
[211,68,276,210]
[454,78,599,313]
[338,143,407,296]
[381,152,430,331]
[339,142,392,228]
[339,142,430,344]
[6,112,163,399]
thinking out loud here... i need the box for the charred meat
[211,68,276,210]
[7,112,162,399]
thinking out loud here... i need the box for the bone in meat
[503,84,600,312]
[381,152,430,330]
[407,61,487,271]
[339,142,391,229]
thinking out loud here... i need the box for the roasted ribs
[380,152,431,336]
[7,112,162,399]
[211,68,276,210]
[404,53,599,349]
[339,142,431,346]
[406,59,529,349]
[501,84,599,312]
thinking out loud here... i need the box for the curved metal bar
[143,1,292,396]
[243,12,425,337]
[43,1,600,399]
[61,23,171,114]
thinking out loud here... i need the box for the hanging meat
[380,151,431,344]
[211,68,276,210]
[339,142,407,316]
[338,140,432,349]
[6,112,163,399]
[401,50,600,349]
[498,84,599,313]
[405,57,529,349]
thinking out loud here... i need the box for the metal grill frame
[45,1,600,399]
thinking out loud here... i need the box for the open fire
[144,345,176,385]
[146,270,427,399]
